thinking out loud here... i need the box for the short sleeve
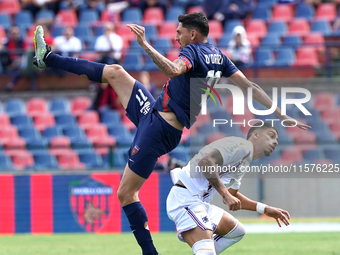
[178,45,195,70]
[213,139,249,166]
[222,54,239,77]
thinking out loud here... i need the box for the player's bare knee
[103,64,125,81]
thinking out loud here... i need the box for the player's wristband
[256,202,267,214]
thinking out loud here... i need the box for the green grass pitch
[1,232,340,255]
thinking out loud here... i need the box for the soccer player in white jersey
[167,122,290,255]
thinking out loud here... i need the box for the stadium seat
[122,114,136,131]
[33,151,59,170]
[267,20,288,37]
[166,48,180,62]
[217,34,232,48]
[33,113,55,132]
[313,92,335,111]
[153,38,173,53]
[11,151,34,170]
[224,19,242,34]
[49,97,69,115]
[42,126,63,141]
[0,13,11,30]
[166,6,185,21]
[10,115,34,129]
[274,47,295,66]
[121,8,143,23]
[254,48,274,66]
[257,0,277,8]
[5,99,25,117]
[63,126,87,141]
[247,34,260,47]
[206,132,226,144]
[71,97,91,117]
[55,114,78,128]
[36,9,55,21]
[321,107,340,125]
[315,3,336,22]
[0,113,10,126]
[49,136,72,156]
[78,151,104,169]
[55,10,78,27]
[169,146,190,163]
[144,24,158,41]
[100,9,120,23]
[79,9,99,25]
[281,146,303,163]
[272,4,294,22]
[18,127,41,142]
[77,111,100,129]
[0,154,14,171]
[189,134,206,146]
[143,7,164,24]
[261,34,281,50]
[303,148,325,162]
[330,122,340,139]
[304,33,325,51]
[122,52,144,71]
[187,6,203,14]
[51,25,66,38]
[104,147,128,168]
[252,6,271,21]
[56,151,86,170]
[26,98,48,118]
[158,22,178,39]
[100,110,121,128]
[311,19,332,35]
[288,18,310,36]
[324,147,340,161]
[0,0,20,15]
[116,23,137,42]
[282,35,302,49]
[246,19,267,38]
[295,3,315,20]
[14,11,33,31]
[74,25,93,43]
[85,124,116,155]
[2,136,26,154]
[0,26,5,44]
[208,20,224,40]
[108,126,134,145]
[293,47,319,66]
[26,138,49,152]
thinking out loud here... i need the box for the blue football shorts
[125,80,182,179]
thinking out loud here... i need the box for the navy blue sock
[123,202,158,255]
[45,52,104,83]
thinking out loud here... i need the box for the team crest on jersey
[202,216,209,223]
[70,177,113,232]
[132,145,140,155]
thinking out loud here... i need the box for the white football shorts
[166,186,224,242]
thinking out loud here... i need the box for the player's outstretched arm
[198,149,241,211]
[228,71,311,131]
[127,24,188,78]
[232,190,290,227]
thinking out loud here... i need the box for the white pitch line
[244,223,340,233]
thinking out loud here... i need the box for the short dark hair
[246,122,279,140]
[178,12,209,37]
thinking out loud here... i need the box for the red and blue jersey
[153,42,239,129]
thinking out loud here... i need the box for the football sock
[192,239,216,255]
[123,201,158,255]
[45,52,104,83]
[213,221,246,254]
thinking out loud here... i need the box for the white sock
[192,239,216,255]
[214,221,246,254]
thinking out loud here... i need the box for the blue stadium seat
[55,114,78,128]
[74,25,93,43]
[315,132,337,143]
[189,135,206,146]
[104,147,129,168]
[122,52,143,71]
[218,124,243,137]
[78,151,104,169]
[79,9,99,24]
[63,126,87,140]
[26,138,49,152]
[257,0,277,8]
[282,35,302,49]
[49,97,69,115]
[144,24,158,41]
[254,48,274,66]
[295,3,315,20]
[19,127,41,141]
[36,9,55,21]
[210,110,232,120]
[108,126,134,145]
[303,148,325,161]
[224,19,242,34]
[252,6,271,21]
[268,21,288,37]
[274,47,295,66]
[198,123,219,135]
[166,6,185,21]
[169,146,190,163]
[33,151,59,170]
[261,34,281,50]
[324,147,340,161]
[94,25,104,37]
[153,38,173,54]
[311,19,331,35]
[0,13,11,30]
[0,154,14,171]
[5,99,25,117]
[122,8,142,23]
[14,11,33,31]
[10,115,34,129]
[144,57,158,71]
[100,109,121,128]
[52,25,66,37]
[217,34,232,48]
[42,126,63,141]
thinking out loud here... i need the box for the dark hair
[246,122,279,140]
[178,12,209,37]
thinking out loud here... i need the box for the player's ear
[253,130,260,139]
[191,30,197,40]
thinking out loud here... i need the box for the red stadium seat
[313,92,335,111]
[143,7,164,24]
[247,34,260,47]
[55,10,78,27]
[288,18,310,36]
[0,26,6,43]
[281,146,303,163]
[100,9,120,23]
[0,126,19,143]
[187,6,203,14]
[246,19,267,38]
[321,107,340,125]
[293,47,319,66]
[304,33,325,54]
[116,24,136,42]
[157,153,170,165]
[315,3,336,22]
[0,113,11,126]
[11,151,34,170]
[33,113,55,132]
[180,127,190,144]
[26,98,48,118]
[292,131,316,143]
[208,20,224,40]
[272,4,294,22]
[71,97,92,117]
[0,0,20,15]
[166,48,180,62]
[206,132,226,144]
[78,110,100,129]
[330,122,340,140]
[85,124,116,155]
[49,136,71,156]
[158,22,177,39]
[122,114,136,131]
[3,137,26,156]
[57,151,86,170]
